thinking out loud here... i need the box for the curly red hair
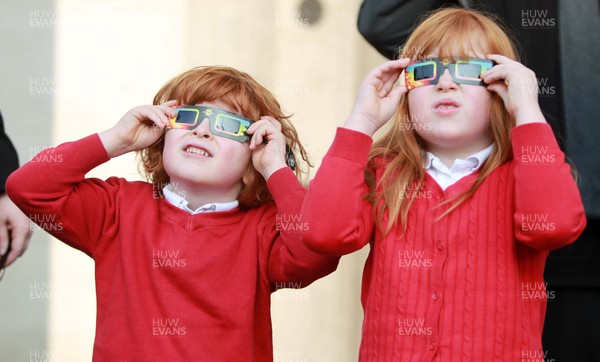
[137,66,310,209]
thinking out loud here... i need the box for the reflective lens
[405,57,494,90]
[170,106,254,142]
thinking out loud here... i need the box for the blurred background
[0,0,385,360]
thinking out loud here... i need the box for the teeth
[438,104,456,108]
[185,146,211,157]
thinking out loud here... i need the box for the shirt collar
[162,185,239,215]
[425,143,494,172]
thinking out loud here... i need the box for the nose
[192,118,213,139]
[435,68,457,91]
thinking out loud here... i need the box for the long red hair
[369,8,519,234]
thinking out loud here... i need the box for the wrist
[259,162,289,181]
[514,104,546,126]
[98,128,131,158]
[343,114,378,137]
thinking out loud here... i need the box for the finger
[250,124,270,149]
[486,83,508,99]
[246,119,268,135]
[387,84,408,104]
[260,116,282,131]
[157,105,177,127]
[4,225,31,267]
[380,59,411,94]
[0,222,8,257]
[486,54,515,64]
[482,67,509,84]
[162,99,178,107]
[146,108,171,130]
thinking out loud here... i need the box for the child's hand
[483,55,546,126]
[344,58,410,136]
[247,116,289,180]
[99,100,178,158]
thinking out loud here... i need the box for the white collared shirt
[162,185,239,214]
[424,144,494,190]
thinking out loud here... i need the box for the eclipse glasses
[405,57,494,90]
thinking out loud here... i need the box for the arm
[300,128,376,256]
[482,55,586,248]
[0,111,32,266]
[511,123,586,250]
[6,135,117,256]
[357,0,450,59]
[6,102,177,256]
[265,168,339,288]
[302,59,410,255]
[246,116,339,287]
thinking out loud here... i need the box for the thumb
[388,84,407,105]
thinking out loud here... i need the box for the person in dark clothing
[0,111,32,272]
[357,1,600,360]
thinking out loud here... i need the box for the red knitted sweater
[7,134,338,362]
[302,123,586,361]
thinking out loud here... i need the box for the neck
[168,180,241,210]
[426,140,492,168]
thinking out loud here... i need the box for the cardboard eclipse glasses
[170,105,254,142]
[405,57,494,90]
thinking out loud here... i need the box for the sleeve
[300,127,376,256]
[5,134,120,257]
[357,0,450,60]
[264,167,340,289]
[0,112,20,194]
[512,123,586,250]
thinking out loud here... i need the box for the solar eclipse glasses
[405,57,494,90]
[170,105,253,142]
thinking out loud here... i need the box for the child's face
[162,102,252,200]
[408,46,493,154]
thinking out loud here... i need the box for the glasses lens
[456,63,483,80]
[215,114,246,136]
[172,109,199,128]
[413,63,436,81]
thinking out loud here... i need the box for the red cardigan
[7,134,338,362]
[301,123,586,361]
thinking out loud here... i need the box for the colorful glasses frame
[405,57,494,90]
[169,105,254,142]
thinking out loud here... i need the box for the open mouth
[184,145,213,158]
